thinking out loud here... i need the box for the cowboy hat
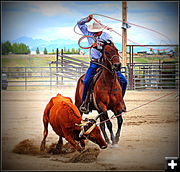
[88,21,104,32]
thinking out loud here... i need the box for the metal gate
[127,62,178,90]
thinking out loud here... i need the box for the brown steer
[40,93,107,152]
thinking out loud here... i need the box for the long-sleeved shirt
[77,17,113,60]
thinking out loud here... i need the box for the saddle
[83,68,103,113]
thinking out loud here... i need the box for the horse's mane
[101,40,114,49]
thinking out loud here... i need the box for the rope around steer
[96,90,177,125]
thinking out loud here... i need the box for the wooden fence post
[122,1,127,67]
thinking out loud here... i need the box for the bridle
[91,50,121,75]
[102,43,121,74]
[106,54,120,67]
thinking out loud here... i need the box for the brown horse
[75,40,126,146]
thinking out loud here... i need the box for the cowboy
[77,14,127,113]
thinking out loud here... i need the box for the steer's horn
[75,123,84,127]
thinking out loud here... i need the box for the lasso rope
[92,15,172,51]
[78,35,97,49]
[74,14,174,51]
[96,90,177,125]
[91,13,172,44]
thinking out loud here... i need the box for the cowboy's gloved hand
[87,14,93,22]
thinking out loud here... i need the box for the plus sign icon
[165,157,179,171]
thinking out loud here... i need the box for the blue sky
[2,1,179,45]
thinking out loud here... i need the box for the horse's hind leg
[115,113,123,144]
[100,115,110,144]
[40,115,49,151]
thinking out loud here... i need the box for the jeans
[82,62,128,102]
[116,71,128,97]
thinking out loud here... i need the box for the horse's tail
[75,74,85,108]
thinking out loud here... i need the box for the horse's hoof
[105,140,111,144]
[40,145,45,151]
[110,144,119,148]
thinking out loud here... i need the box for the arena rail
[1,48,178,90]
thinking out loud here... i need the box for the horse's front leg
[114,113,123,144]
[99,114,110,144]
[99,111,115,145]
[103,112,116,145]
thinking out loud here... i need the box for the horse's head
[101,40,121,72]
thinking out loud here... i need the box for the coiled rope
[78,35,97,49]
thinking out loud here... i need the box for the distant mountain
[9,36,79,52]
[11,36,48,49]
[8,36,172,54]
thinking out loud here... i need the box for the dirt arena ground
[1,87,179,171]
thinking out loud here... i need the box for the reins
[91,61,113,74]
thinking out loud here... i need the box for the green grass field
[2,53,178,67]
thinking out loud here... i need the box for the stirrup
[80,102,90,114]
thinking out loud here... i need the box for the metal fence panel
[127,63,178,90]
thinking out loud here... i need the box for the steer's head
[78,115,107,149]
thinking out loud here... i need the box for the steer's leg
[40,115,49,151]
[56,136,63,151]
[52,136,63,154]
[63,129,83,152]
[80,139,85,149]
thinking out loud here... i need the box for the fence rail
[2,49,179,90]
[2,62,178,90]
[127,62,178,90]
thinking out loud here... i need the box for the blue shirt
[77,18,113,60]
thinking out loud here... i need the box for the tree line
[37,47,81,55]
[2,41,31,55]
[2,40,81,55]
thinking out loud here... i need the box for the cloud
[128,1,165,12]
[27,1,78,16]
[2,1,178,45]
[34,26,80,41]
